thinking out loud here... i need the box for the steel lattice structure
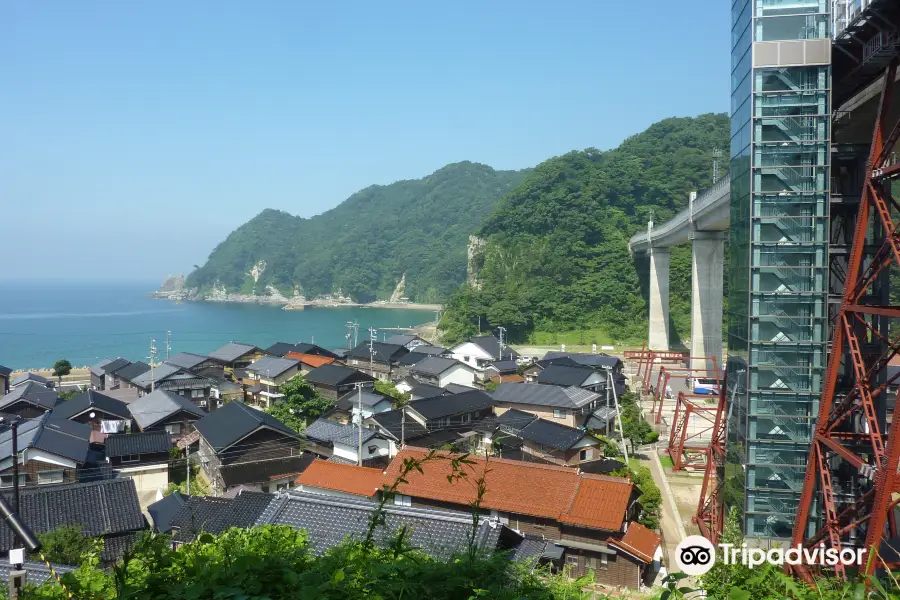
[790,60,900,580]
[694,371,730,544]
[668,391,719,471]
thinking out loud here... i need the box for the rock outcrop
[389,273,407,303]
[467,236,487,289]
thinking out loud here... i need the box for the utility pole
[400,406,406,448]
[346,321,354,348]
[497,327,506,360]
[185,445,191,495]
[354,321,359,347]
[11,419,19,514]
[607,369,628,463]
[165,330,172,361]
[354,382,366,466]
[369,328,377,378]
[148,339,158,392]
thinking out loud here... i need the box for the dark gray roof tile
[52,389,131,421]
[105,431,172,457]
[194,401,298,451]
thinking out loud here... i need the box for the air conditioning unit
[198,400,208,407]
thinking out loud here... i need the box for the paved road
[639,446,687,574]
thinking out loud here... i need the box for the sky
[1,1,730,282]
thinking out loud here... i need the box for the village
[0,334,667,592]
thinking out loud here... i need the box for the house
[219,454,316,494]
[0,478,146,563]
[52,389,132,432]
[412,345,449,356]
[147,490,189,534]
[193,401,310,495]
[210,377,244,406]
[0,365,11,395]
[305,364,376,400]
[484,360,524,384]
[384,334,429,350]
[541,352,625,377]
[109,361,152,391]
[449,335,519,375]
[0,413,93,487]
[303,418,393,466]
[536,364,606,391]
[410,357,476,388]
[0,382,58,418]
[294,459,384,499]
[394,378,447,401]
[89,358,131,390]
[384,448,656,589]
[259,489,545,562]
[331,388,394,424]
[128,389,207,442]
[243,356,302,408]
[284,352,337,375]
[608,522,663,577]
[477,413,603,466]
[266,342,340,360]
[105,431,172,504]
[10,373,54,390]
[207,342,269,370]
[444,383,478,394]
[167,491,273,545]
[165,353,225,379]
[343,342,409,381]
[490,383,603,428]
[393,352,431,379]
[130,363,217,407]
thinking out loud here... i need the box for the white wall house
[332,436,392,465]
[449,341,497,372]
[411,358,476,388]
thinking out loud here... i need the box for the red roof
[559,474,634,531]
[608,522,661,564]
[296,460,383,497]
[383,448,633,529]
[285,353,336,368]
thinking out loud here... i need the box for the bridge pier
[690,232,725,371]
[648,247,670,350]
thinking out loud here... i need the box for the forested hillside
[187,162,528,303]
[439,114,730,345]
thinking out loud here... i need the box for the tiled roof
[208,343,263,363]
[369,409,427,441]
[52,389,131,421]
[0,381,58,411]
[170,492,274,542]
[344,342,409,364]
[443,383,477,394]
[129,389,207,429]
[256,491,505,560]
[90,359,114,378]
[296,460,384,497]
[486,359,519,373]
[100,358,131,376]
[489,383,599,409]
[396,352,429,367]
[414,345,448,356]
[165,353,211,370]
[473,408,537,433]
[306,364,374,387]
[558,474,634,531]
[402,380,446,400]
[517,418,586,451]
[130,363,181,388]
[0,365,11,378]
[535,364,596,387]
[335,389,393,412]
[303,419,378,447]
[194,401,299,451]
[0,479,145,555]
[608,521,661,564]
[219,454,316,487]
[499,373,525,383]
[411,357,464,377]
[147,490,189,533]
[105,431,172,457]
[0,413,91,464]
[385,448,632,531]
[284,352,335,368]
[542,352,622,370]
[406,390,493,420]
[246,356,301,378]
[111,361,152,383]
[10,373,53,388]
[462,336,519,360]
[0,562,75,583]
[384,334,421,346]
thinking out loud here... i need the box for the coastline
[149,290,441,312]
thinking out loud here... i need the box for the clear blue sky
[1,1,729,282]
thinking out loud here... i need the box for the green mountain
[187,162,529,303]
[439,113,730,345]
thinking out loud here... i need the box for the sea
[0,281,436,370]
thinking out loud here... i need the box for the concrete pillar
[648,247,670,350]
[690,232,725,371]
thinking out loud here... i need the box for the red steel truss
[791,60,900,580]
[668,391,719,471]
[694,371,729,544]
[651,364,720,425]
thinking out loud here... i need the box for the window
[191,389,201,398]
[600,554,608,568]
[367,445,378,455]
[165,423,182,435]
[37,470,64,485]
[553,409,569,419]
[579,449,589,461]
[120,454,140,463]
[0,474,26,488]
[566,555,578,567]
[394,494,411,507]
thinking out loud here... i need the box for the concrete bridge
[628,176,730,369]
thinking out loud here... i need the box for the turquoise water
[0,281,435,370]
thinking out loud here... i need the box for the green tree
[611,462,661,531]
[52,359,73,388]
[267,376,334,432]
[58,385,86,401]
[37,525,98,566]
[374,380,411,406]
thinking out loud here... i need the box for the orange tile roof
[285,353,336,368]
[296,460,384,497]
[383,448,632,529]
[559,473,634,531]
[499,373,525,383]
[608,522,661,564]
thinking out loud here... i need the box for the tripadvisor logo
[675,535,866,576]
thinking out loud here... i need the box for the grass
[660,454,674,470]
[530,329,622,346]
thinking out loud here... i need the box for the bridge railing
[629,174,731,250]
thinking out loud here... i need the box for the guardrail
[629,175,731,251]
